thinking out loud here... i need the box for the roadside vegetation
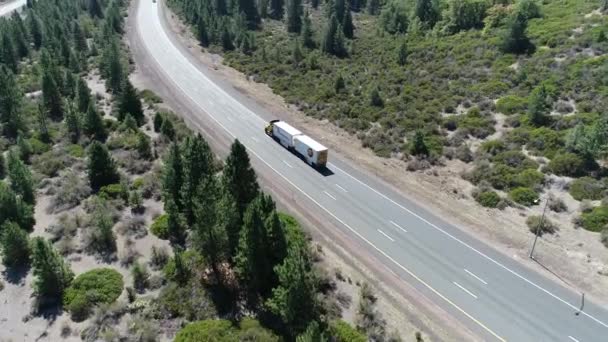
[0,0,398,340]
[167,0,608,247]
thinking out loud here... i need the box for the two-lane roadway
[133,0,608,340]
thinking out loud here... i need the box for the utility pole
[529,197,549,259]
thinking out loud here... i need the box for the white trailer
[293,134,328,168]
[265,120,329,168]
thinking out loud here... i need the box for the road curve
[0,0,25,17]
[133,1,608,340]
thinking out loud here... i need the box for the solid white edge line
[377,229,395,242]
[335,184,348,193]
[138,4,506,341]
[465,269,488,285]
[568,336,580,342]
[328,162,608,329]
[454,282,478,299]
[389,220,408,233]
[323,191,337,200]
[251,136,259,142]
[283,160,293,168]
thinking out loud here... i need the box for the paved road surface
[134,1,608,340]
[0,0,24,17]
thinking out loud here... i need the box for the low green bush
[28,138,51,155]
[568,177,607,201]
[139,89,163,104]
[509,187,538,206]
[492,150,538,170]
[547,152,586,177]
[330,320,367,342]
[66,144,85,158]
[174,319,277,342]
[475,191,501,208]
[99,183,128,201]
[514,169,545,189]
[496,95,527,115]
[478,140,506,156]
[64,268,124,321]
[150,214,169,239]
[580,206,608,232]
[526,215,558,236]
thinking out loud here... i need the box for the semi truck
[265,120,328,168]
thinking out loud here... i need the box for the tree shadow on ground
[2,264,30,284]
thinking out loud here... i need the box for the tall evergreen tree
[7,152,35,205]
[41,67,64,120]
[415,0,440,28]
[222,139,259,220]
[87,141,120,191]
[527,84,549,126]
[163,142,185,211]
[83,102,107,142]
[266,238,318,335]
[76,77,91,113]
[88,0,104,18]
[0,153,5,179]
[269,0,285,19]
[181,134,214,226]
[0,181,35,230]
[366,0,380,15]
[0,66,25,138]
[0,32,18,72]
[218,187,240,259]
[397,40,408,66]
[10,13,29,59]
[29,14,43,50]
[104,39,123,93]
[216,0,228,15]
[301,10,315,48]
[65,102,81,143]
[165,198,186,245]
[73,22,88,54]
[410,130,429,156]
[0,221,31,268]
[197,18,210,47]
[500,11,532,54]
[342,6,354,39]
[193,176,228,283]
[237,0,261,29]
[36,104,50,143]
[322,14,339,54]
[31,237,74,300]
[118,79,144,126]
[333,0,346,23]
[286,0,302,33]
[136,132,152,160]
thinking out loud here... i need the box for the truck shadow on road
[317,166,335,177]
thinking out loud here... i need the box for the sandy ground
[155,1,608,308]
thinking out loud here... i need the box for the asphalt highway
[0,0,24,17]
[134,1,608,340]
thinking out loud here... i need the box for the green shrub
[132,262,150,292]
[492,150,538,170]
[330,320,367,342]
[174,320,237,342]
[509,187,538,206]
[236,318,279,341]
[568,177,607,201]
[64,268,124,321]
[514,169,545,188]
[526,215,558,236]
[158,281,216,321]
[496,95,527,115]
[580,206,608,232]
[132,177,144,190]
[66,144,85,158]
[475,191,501,208]
[99,183,128,201]
[479,140,506,156]
[547,153,585,177]
[28,138,51,155]
[527,127,563,158]
[139,89,162,104]
[150,214,169,239]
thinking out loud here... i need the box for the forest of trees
[168,0,608,246]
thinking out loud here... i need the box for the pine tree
[83,102,107,142]
[181,134,214,226]
[266,239,318,335]
[0,66,25,138]
[87,141,120,191]
[397,40,408,66]
[31,237,74,300]
[136,132,152,160]
[265,211,287,268]
[37,104,50,143]
[198,18,210,47]
[163,142,184,211]
[270,0,285,19]
[89,204,116,255]
[104,39,123,93]
[334,74,345,93]
[64,70,77,99]
[292,41,303,65]
[311,0,319,9]
[237,0,261,29]
[118,80,144,126]
[221,23,234,51]
[301,11,315,48]
[17,135,32,163]
[73,22,88,54]
[7,152,35,205]
[65,102,81,144]
[76,77,91,113]
[216,0,228,15]
[10,13,29,59]
[29,14,43,50]
[598,30,607,43]
[0,153,5,179]
[366,0,380,15]
[88,0,104,18]
[166,198,186,245]
[369,86,382,107]
[0,182,35,230]
[500,11,532,54]
[153,112,164,132]
[322,15,339,54]
[41,68,64,121]
[218,187,240,259]
[193,176,228,283]
[171,250,191,284]
[1,221,31,268]
[603,0,608,13]
[415,0,440,28]
[297,321,327,342]
[527,84,549,126]
[286,0,302,33]
[161,117,176,140]
[222,139,259,220]
[410,130,429,156]
[342,6,354,39]
[1,32,18,72]
[332,0,346,22]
